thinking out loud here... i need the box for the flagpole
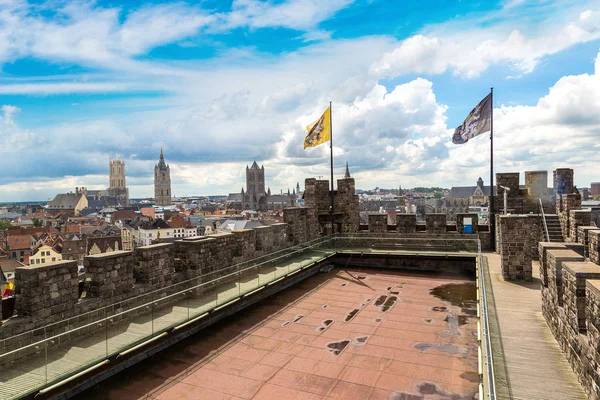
[330,101,335,235]
[489,87,495,251]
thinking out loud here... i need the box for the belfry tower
[154,147,172,206]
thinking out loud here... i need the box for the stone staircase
[544,214,564,242]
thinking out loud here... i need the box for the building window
[52,257,56,262]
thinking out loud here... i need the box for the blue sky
[0,0,599,201]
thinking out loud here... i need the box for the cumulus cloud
[439,48,600,188]
[372,9,600,78]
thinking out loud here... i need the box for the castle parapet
[15,260,79,320]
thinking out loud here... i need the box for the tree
[596,195,600,201]
[32,217,44,227]
[433,192,443,199]
[0,221,11,229]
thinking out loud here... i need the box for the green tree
[433,192,443,199]
[0,221,12,229]
[595,195,600,201]
[32,217,44,227]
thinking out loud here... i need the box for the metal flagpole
[330,101,335,235]
[489,87,495,251]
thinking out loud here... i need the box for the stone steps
[544,215,564,242]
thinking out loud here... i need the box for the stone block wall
[547,249,585,307]
[578,227,600,258]
[541,238,600,400]
[525,170,549,199]
[498,215,542,280]
[539,242,567,288]
[254,225,274,253]
[496,172,520,196]
[396,214,417,233]
[368,214,388,233]
[271,223,289,250]
[591,230,600,265]
[284,207,319,244]
[569,210,591,243]
[86,251,135,300]
[563,262,600,333]
[456,213,479,234]
[14,260,79,320]
[558,194,582,240]
[425,214,447,234]
[134,243,174,287]
[336,177,360,233]
[232,229,256,260]
[554,168,574,196]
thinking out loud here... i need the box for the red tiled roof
[141,208,156,218]
[7,235,31,250]
[168,216,191,228]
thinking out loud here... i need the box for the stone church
[154,148,172,206]
[107,158,129,206]
[227,161,297,211]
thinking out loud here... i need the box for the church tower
[154,147,172,206]
[244,161,266,210]
[108,157,129,206]
[109,158,126,189]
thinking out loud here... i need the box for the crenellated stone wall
[496,172,520,196]
[541,240,600,399]
[569,210,591,243]
[134,243,173,287]
[14,260,79,320]
[303,176,360,234]
[578,227,600,258]
[591,230,600,265]
[368,214,388,233]
[456,213,479,234]
[553,168,575,196]
[284,207,318,244]
[86,251,135,300]
[498,215,543,280]
[396,214,417,233]
[425,214,447,234]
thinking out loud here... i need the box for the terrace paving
[79,268,480,400]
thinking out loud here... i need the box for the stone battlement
[540,235,600,399]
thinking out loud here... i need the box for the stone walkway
[484,253,586,400]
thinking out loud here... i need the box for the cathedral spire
[344,161,351,178]
[157,146,168,170]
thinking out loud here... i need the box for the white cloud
[222,0,354,31]
[372,8,600,78]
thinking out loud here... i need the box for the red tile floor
[79,268,479,400]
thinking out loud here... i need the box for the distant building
[227,161,296,211]
[154,147,172,207]
[130,217,196,247]
[447,177,493,209]
[592,182,600,197]
[217,219,264,234]
[108,158,129,206]
[87,235,122,255]
[47,193,88,215]
[29,244,62,266]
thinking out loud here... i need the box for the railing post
[540,198,550,242]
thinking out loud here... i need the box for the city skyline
[0,0,599,201]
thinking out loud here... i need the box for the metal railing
[477,238,497,400]
[539,198,551,242]
[0,234,495,399]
